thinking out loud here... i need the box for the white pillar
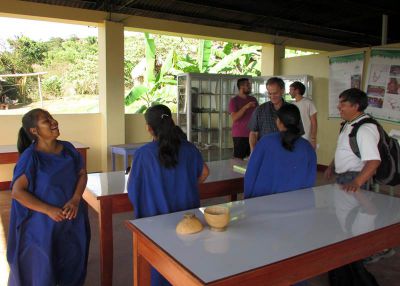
[98,21,125,171]
[260,44,285,76]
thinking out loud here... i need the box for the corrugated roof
[21,0,400,47]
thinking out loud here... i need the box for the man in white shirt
[290,81,317,149]
[325,88,385,281]
[324,88,381,192]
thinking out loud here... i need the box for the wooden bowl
[176,212,203,235]
[204,206,230,232]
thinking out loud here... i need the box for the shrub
[42,75,62,98]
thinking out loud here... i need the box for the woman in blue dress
[244,104,317,198]
[7,108,90,286]
[127,104,209,286]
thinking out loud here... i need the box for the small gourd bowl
[176,212,203,235]
[204,206,230,232]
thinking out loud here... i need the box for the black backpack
[343,117,400,186]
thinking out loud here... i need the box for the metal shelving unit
[177,73,244,160]
[177,73,313,161]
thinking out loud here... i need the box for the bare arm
[249,131,259,153]
[341,160,381,192]
[63,169,88,219]
[12,175,65,222]
[310,113,318,149]
[198,163,209,183]
[324,159,335,180]
[231,102,256,122]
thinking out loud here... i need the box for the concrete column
[98,21,125,171]
[261,44,285,76]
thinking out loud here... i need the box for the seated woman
[8,108,90,286]
[127,104,209,286]
[244,104,317,198]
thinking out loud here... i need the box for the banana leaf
[197,39,212,73]
[223,42,233,56]
[144,33,156,84]
[156,49,174,82]
[209,46,259,74]
[124,85,148,106]
[135,104,148,114]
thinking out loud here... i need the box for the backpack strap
[339,121,346,133]
[348,117,380,158]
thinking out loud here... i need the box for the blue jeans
[336,171,370,190]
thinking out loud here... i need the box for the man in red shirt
[228,78,258,159]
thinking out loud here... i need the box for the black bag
[345,117,400,186]
[329,261,380,286]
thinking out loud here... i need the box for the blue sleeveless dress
[128,140,204,286]
[7,141,90,286]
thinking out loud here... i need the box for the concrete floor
[1,173,399,286]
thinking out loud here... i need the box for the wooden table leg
[111,151,116,171]
[133,232,151,286]
[99,199,114,286]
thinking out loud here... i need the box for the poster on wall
[365,49,400,123]
[329,53,364,117]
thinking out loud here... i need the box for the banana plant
[124,34,261,113]
[124,33,176,113]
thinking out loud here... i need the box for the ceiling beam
[114,0,381,44]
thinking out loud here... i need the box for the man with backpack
[325,88,395,285]
[324,88,381,191]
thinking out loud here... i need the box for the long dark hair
[17,108,46,154]
[277,104,302,151]
[145,104,183,168]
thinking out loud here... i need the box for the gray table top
[86,159,245,197]
[129,184,400,283]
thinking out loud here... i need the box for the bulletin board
[328,53,365,118]
[365,49,400,123]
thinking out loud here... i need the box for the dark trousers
[328,172,379,286]
[233,137,250,159]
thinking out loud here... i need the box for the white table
[84,159,246,286]
[126,184,400,286]
[110,143,147,171]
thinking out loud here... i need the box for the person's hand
[62,197,81,220]
[341,181,361,192]
[46,206,65,222]
[324,164,334,180]
[310,139,317,149]
[245,102,256,110]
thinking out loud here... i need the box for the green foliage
[64,54,98,95]
[42,75,62,98]
[125,33,178,113]
[0,30,261,112]
[124,34,261,113]
[124,85,148,106]
[197,40,212,72]
[6,36,48,71]
[144,33,156,83]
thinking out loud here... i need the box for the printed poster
[329,53,364,117]
[366,49,400,122]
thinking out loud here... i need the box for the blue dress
[128,140,204,286]
[244,132,317,198]
[7,141,90,286]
